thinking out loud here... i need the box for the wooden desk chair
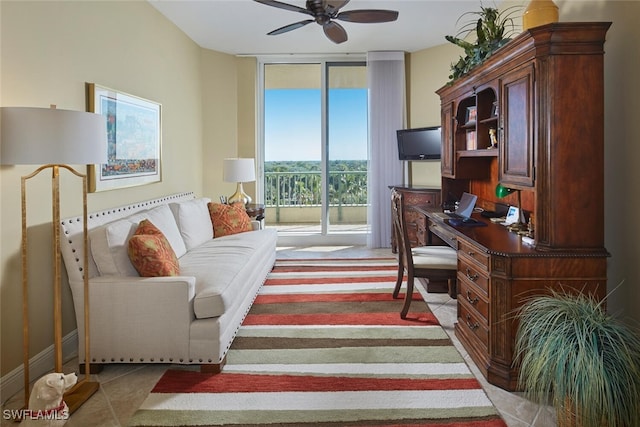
[391,189,458,319]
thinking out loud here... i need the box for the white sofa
[59,192,277,373]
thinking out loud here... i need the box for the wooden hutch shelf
[456,149,498,159]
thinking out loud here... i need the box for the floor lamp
[0,106,107,414]
[223,158,256,205]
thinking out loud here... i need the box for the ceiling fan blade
[267,19,314,36]
[253,0,313,16]
[336,9,399,23]
[323,21,348,44]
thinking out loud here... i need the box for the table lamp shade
[223,158,256,183]
[1,107,107,165]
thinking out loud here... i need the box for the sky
[264,88,368,162]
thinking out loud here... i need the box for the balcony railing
[264,170,367,224]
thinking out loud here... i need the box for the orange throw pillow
[208,202,252,237]
[128,219,180,277]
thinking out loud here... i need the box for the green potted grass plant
[514,289,640,427]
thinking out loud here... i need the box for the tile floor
[1,245,556,426]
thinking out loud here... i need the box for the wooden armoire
[434,22,611,390]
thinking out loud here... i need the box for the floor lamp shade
[1,107,107,165]
[223,158,256,204]
[1,106,106,416]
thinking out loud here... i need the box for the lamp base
[228,182,251,205]
[507,222,527,233]
[64,379,100,415]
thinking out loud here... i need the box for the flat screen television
[396,126,441,160]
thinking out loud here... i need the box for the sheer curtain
[367,51,406,248]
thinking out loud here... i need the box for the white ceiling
[148,0,494,56]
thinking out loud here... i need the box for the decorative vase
[522,0,559,30]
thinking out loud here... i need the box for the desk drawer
[428,219,457,248]
[458,279,489,322]
[404,191,439,207]
[458,239,490,270]
[405,211,426,246]
[458,301,489,350]
[458,258,489,295]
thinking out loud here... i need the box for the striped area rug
[128,258,506,426]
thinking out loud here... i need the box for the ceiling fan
[254,0,399,44]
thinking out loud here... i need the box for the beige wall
[0,0,231,377]
[201,49,241,201]
[236,57,258,200]
[202,55,258,202]
[406,44,460,186]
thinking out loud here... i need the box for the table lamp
[223,158,255,205]
[1,106,107,414]
[495,183,527,232]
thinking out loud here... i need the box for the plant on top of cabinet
[445,6,521,82]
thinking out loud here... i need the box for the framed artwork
[465,106,477,124]
[87,83,161,192]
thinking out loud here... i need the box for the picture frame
[87,83,161,192]
[465,106,477,124]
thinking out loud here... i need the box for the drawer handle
[467,251,476,256]
[465,314,479,331]
[466,291,479,305]
[466,268,479,282]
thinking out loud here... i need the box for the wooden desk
[388,186,441,251]
[412,206,609,391]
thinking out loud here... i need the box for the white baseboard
[0,330,78,405]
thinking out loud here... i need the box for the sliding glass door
[260,58,368,244]
[326,63,368,234]
[263,63,322,231]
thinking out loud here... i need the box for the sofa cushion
[170,198,213,250]
[128,220,180,277]
[179,229,277,319]
[89,204,186,277]
[90,217,139,276]
[139,204,187,258]
[208,202,252,237]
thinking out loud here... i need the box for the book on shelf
[466,130,477,150]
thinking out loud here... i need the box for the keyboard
[445,212,465,220]
[448,217,484,227]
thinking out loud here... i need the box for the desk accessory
[495,184,527,233]
[448,218,487,227]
